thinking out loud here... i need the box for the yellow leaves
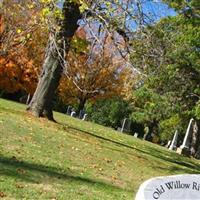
[15,183,25,189]
[71,36,89,54]
[16,29,22,34]
[79,1,89,13]
[40,0,51,4]
[42,7,51,17]
[26,33,31,39]
[105,2,111,7]
[72,146,79,151]
[27,3,34,9]
[54,9,63,19]
[104,157,112,163]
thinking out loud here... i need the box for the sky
[144,0,176,20]
[125,0,177,31]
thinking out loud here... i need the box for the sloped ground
[0,99,200,200]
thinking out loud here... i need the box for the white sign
[135,174,200,200]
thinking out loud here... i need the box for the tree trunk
[193,120,200,159]
[190,120,199,156]
[27,2,81,121]
[78,98,86,113]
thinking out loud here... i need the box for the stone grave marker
[66,106,72,115]
[134,133,138,138]
[120,118,132,133]
[166,140,171,148]
[70,111,76,117]
[121,118,127,132]
[169,130,178,151]
[177,118,194,155]
[135,174,200,200]
[82,113,88,121]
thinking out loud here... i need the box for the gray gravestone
[120,118,132,133]
[135,174,200,200]
[134,133,138,138]
[177,118,194,155]
[82,114,88,121]
[121,118,127,132]
[166,140,171,148]
[169,130,178,151]
[70,111,76,117]
[66,106,72,115]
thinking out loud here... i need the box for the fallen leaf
[16,168,26,174]
[15,183,24,189]
[0,191,6,198]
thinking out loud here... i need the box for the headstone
[70,111,76,117]
[120,118,132,133]
[135,174,200,200]
[169,130,178,151]
[143,133,148,140]
[143,126,150,140]
[121,118,127,133]
[166,140,171,148]
[82,114,88,121]
[134,133,138,138]
[177,118,194,155]
[66,106,72,115]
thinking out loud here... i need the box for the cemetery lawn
[1,99,200,200]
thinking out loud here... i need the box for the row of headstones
[66,106,88,121]
[167,118,194,155]
[119,117,195,155]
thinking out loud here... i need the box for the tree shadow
[0,155,127,191]
[142,146,200,172]
[59,123,200,173]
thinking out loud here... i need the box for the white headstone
[177,118,194,155]
[70,111,76,117]
[135,174,200,200]
[121,118,127,132]
[180,118,194,149]
[166,140,171,148]
[169,130,178,151]
[134,133,138,138]
[82,113,88,121]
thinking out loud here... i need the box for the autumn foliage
[58,31,133,110]
[0,1,133,108]
[0,1,47,95]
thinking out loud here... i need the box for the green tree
[130,0,200,154]
[86,97,131,129]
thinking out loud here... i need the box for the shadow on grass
[0,155,127,191]
[145,146,200,171]
[60,123,200,174]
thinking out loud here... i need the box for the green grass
[0,98,200,200]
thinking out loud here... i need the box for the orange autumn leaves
[0,52,38,94]
[0,2,47,94]
[58,33,133,106]
[0,1,133,104]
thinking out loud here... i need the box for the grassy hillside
[0,99,200,200]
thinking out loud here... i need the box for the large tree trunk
[78,97,86,113]
[27,2,81,121]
